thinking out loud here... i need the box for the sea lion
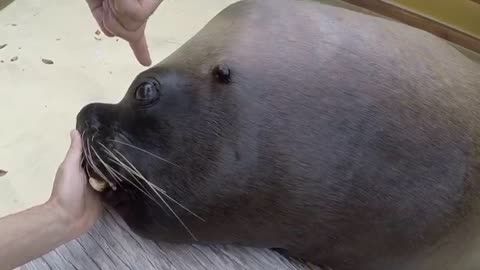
[75,0,480,269]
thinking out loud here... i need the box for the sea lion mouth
[76,120,206,238]
[79,129,120,192]
[83,159,117,192]
[78,130,167,196]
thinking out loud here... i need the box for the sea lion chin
[75,0,480,269]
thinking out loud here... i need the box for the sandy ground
[0,0,236,217]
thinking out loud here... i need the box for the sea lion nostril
[86,119,101,131]
[212,63,231,84]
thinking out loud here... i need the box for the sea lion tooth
[89,177,107,192]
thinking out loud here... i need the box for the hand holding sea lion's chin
[48,130,103,236]
[75,0,480,269]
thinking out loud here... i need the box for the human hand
[86,0,163,66]
[48,130,103,236]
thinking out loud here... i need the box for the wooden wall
[341,0,480,54]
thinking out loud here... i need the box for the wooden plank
[22,207,322,270]
[340,0,480,54]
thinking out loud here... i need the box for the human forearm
[0,200,79,270]
[0,130,102,269]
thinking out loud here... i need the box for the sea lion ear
[212,63,231,84]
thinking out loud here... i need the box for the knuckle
[116,7,148,22]
[112,2,135,18]
[131,11,149,22]
[103,17,118,32]
[124,22,143,32]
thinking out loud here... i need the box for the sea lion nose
[76,102,115,132]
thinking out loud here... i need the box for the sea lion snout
[76,102,119,132]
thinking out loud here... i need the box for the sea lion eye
[212,64,231,84]
[135,80,160,102]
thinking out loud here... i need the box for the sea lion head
[75,3,253,241]
[76,59,243,234]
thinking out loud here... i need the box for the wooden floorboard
[22,208,322,270]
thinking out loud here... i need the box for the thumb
[63,130,83,167]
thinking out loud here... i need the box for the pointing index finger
[130,34,152,66]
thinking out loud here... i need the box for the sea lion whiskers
[108,147,199,240]
[87,138,116,189]
[99,144,205,222]
[102,152,205,222]
[106,139,180,168]
[80,130,90,166]
[85,137,117,190]
[95,145,170,213]
[98,143,157,190]
[98,143,173,216]
[85,138,112,185]
[109,148,199,239]
[149,184,205,222]
[105,164,169,213]
[90,145,124,188]
[80,132,105,191]
[91,140,165,207]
